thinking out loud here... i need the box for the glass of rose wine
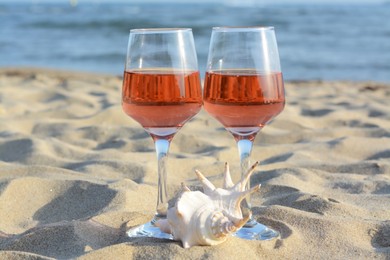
[203,26,285,240]
[122,28,202,239]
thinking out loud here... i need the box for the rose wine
[203,70,285,140]
[122,69,202,140]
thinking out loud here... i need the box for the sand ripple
[0,69,389,259]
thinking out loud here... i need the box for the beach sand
[0,68,389,259]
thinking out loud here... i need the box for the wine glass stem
[237,139,255,224]
[154,139,170,219]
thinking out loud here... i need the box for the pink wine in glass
[203,70,285,141]
[122,70,202,140]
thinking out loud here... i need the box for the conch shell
[156,162,260,248]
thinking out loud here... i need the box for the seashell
[156,162,261,248]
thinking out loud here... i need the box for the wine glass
[203,26,285,240]
[122,28,202,239]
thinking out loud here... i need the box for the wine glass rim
[212,26,275,32]
[130,28,192,33]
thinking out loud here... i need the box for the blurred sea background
[0,1,389,82]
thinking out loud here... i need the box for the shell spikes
[156,162,261,248]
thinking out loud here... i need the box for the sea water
[0,2,389,82]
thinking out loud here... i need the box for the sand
[0,68,389,259]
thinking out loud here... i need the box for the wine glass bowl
[203,26,285,240]
[203,70,285,141]
[122,70,202,142]
[122,28,202,238]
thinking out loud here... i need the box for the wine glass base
[127,219,173,240]
[234,221,279,240]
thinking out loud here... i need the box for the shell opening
[210,211,237,238]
